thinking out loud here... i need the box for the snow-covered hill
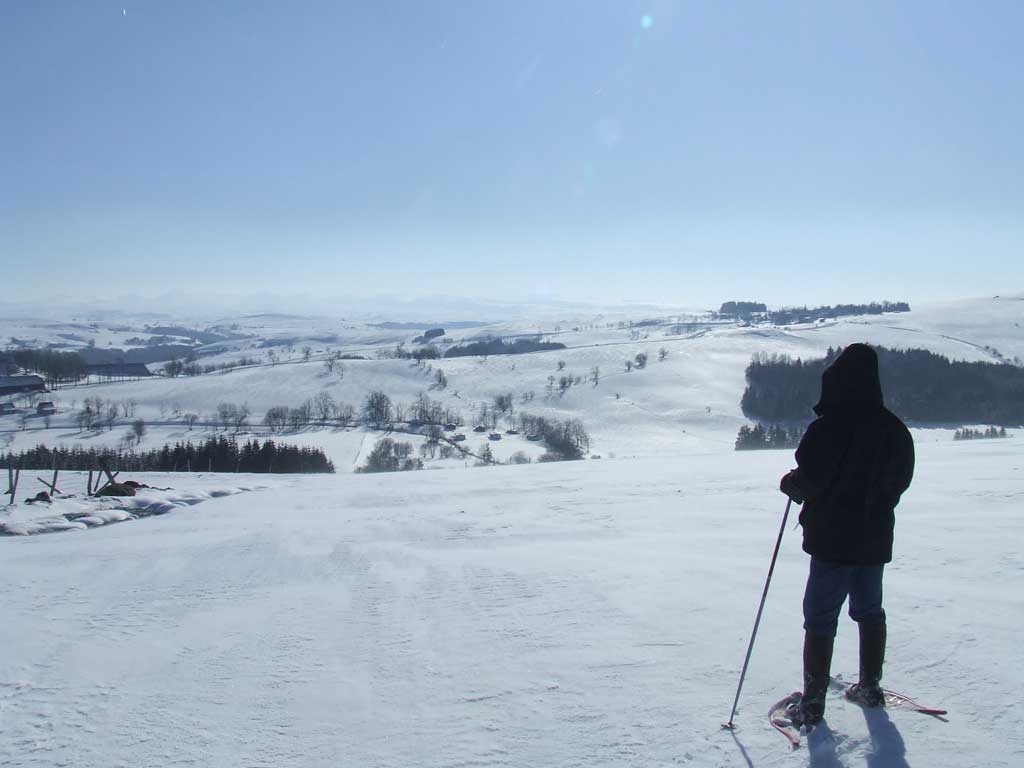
[2,295,1021,467]
[1,440,1021,766]
[1,295,1022,765]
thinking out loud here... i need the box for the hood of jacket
[813,343,884,417]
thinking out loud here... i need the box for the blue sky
[2,1,1022,312]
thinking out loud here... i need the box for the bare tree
[264,406,289,431]
[288,401,313,429]
[104,401,119,431]
[312,390,335,423]
[590,366,600,386]
[217,402,235,431]
[302,346,312,362]
[324,350,343,374]
[363,391,393,430]
[658,347,668,362]
[131,418,147,446]
[184,412,199,430]
[635,352,648,369]
[426,425,443,445]
[625,359,633,372]
[334,402,355,427]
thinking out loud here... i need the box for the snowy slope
[1,440,1021,766]
[3,295,1020,468]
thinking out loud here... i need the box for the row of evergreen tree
[953,427,1009,441]
[734,423,804,451]
[3,436,334,474]
[443,338,567,358]
[769,302,910,325]
[742,346,1024,425]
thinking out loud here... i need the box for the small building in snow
[0,375,46,397]
[36,401,57,415]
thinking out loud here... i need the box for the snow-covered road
[1,441,1021,766]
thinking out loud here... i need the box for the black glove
[780,469,805,504]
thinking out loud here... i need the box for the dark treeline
[164,355,259,377]
[77,344,200,366]
[144,326,242,344]
[742,346,1024,425]
[357,438,423,473]
[770,301,910,325]
[3,436,335,474]
[719,301,768,317]
[954,426,1009,441]
[516,412,591,459]
[8,349,89,386]
[444,338,567,358]
[735,423,803,450]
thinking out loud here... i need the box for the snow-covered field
[1,440,1021,766]
[1,295,1022,765]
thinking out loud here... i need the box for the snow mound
[0,480,261,536]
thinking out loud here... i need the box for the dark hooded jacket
[786,344,915,564]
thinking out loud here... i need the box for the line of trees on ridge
[741,346,1024,426]
[3,436,334,474]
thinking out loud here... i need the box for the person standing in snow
[779,343,915,728]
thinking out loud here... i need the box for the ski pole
[722,497,793,731]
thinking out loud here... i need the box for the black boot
[793,631,835,727]
[847,617,886,707]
